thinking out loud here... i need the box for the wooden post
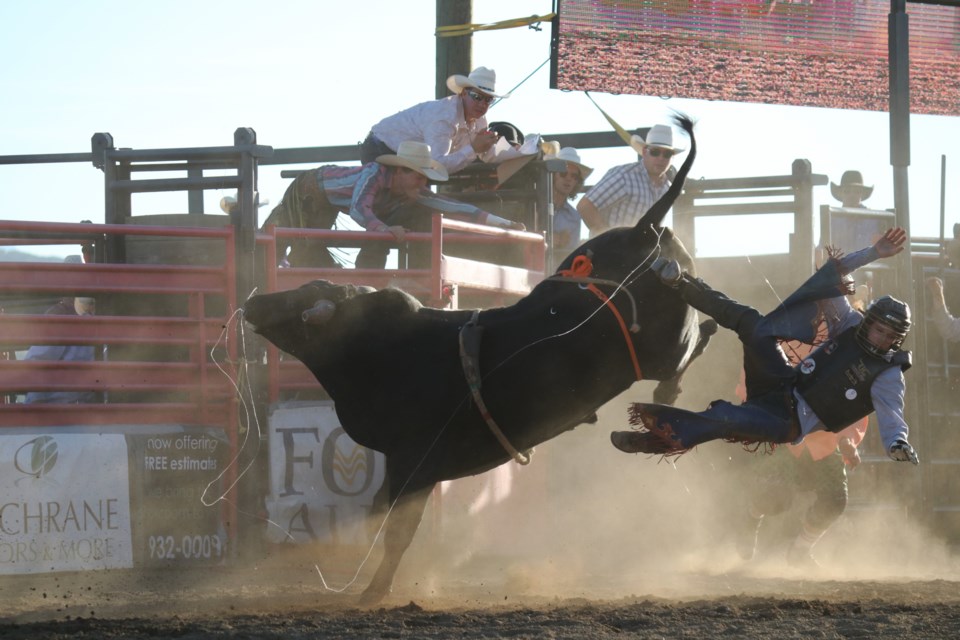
[436,0,472,99]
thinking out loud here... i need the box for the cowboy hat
[629,124,685,155]
[546,147,594,181]
[377,141,449,182]
[446,66,506,99]
[830,170,873,203]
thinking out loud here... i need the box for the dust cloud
[4,282,959,626]
[374,342,960,605]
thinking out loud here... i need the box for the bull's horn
[301,300,337,324]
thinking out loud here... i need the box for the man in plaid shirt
[577,123,682,236]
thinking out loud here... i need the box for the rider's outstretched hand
[875,227,906,258]
[888,439,919,465]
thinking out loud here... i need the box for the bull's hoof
[652,380,681,405]
[357,585,389,608]
[701,319,718,336]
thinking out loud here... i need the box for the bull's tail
[633,113,696,233]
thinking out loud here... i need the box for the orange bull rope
[555,254,644,382]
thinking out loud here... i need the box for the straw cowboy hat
[546,147,594,181]
[377,141,449,182]
[629,124,685,155]
[446,66,506,98]
[831,170,873,203]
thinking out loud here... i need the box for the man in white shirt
[361,67,505,175]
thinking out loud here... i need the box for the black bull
[242,114,716,604]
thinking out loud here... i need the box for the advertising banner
[265,402,385,545]
[126,427,230,567]
[0,433,133,574]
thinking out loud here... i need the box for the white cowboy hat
[629,124,685,155]
[831,170,874,202]
[546,147,594,181]
[377,141,449,182]
[446,66,507,98]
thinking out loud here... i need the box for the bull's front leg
[652,318,718,405]
[358,480,434,606]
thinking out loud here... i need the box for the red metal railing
[257,214,547,402]
[0,219,241,539]
[1,214,545,434]
[0,217,547,551]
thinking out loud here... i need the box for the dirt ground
[5,388,958,639]
[2,562,960,639]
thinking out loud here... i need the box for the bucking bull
[242,114,716,604]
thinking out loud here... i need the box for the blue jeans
[632,392,798,450]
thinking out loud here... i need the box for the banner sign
[0,433,133,574]
[126,427,229,567]
[265,402,385,545]
[0,425,229,574]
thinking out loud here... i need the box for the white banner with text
[265,402,385,545]
[0,433,133,574]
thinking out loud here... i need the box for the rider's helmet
[855,295,911,357]
[488,121,524,147]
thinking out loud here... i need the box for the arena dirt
[3,382,958,638]
[2,564,959,639]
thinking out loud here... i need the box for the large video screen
[553,0,960,115]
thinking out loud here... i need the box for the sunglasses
[646,147,674,158]
[558,170,582,180]
[465,89,495,105]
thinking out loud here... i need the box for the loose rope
[209,232,669,595]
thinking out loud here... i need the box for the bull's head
[552,112,701,381]
[242,280,374,356]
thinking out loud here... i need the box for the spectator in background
[577,124,682,236]
[831,170,873,208]
[80,219,96,263]
[262,141,524,269]
[946,223,960,269]
[926,276,960,342]
[24,296,97,404]
[546,146,593,262]
[361,67,506,174]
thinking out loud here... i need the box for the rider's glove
[888,439,919,465]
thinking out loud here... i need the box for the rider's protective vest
[794,326,911,432]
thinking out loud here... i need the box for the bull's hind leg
[359,472,434,606]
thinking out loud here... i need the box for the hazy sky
[2,0,958,258]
